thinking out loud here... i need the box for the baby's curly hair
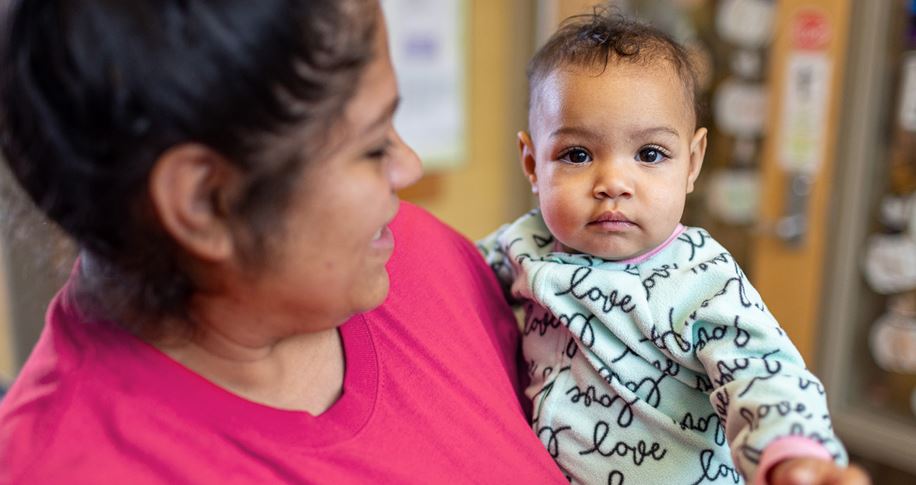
[527,6,701,126]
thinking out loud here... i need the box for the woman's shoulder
[0,281,199,483]
[388,201,490,275]
[389,201,462,244]
[378,200,520,378]
[0,292,93,481]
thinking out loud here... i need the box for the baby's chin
[558,241,648,262]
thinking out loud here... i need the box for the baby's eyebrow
[548,126,602,141]
[629,126,680,139]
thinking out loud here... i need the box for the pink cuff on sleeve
[754,436,833,485]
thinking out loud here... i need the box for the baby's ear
[518,131,538,193]
[686,127,708,193]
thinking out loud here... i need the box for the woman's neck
[154,311,345,415]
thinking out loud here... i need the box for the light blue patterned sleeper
[478,210,846,484]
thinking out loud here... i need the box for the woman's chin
[353,271,391,314]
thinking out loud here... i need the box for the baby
[478,10,861,485]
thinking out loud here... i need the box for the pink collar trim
[617,224,685,265]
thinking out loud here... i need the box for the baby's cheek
[540,204,578,247]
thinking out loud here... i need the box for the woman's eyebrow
[362,96,401,135]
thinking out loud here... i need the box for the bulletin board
[382,0,467,171]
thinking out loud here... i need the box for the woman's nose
[592,162,633,200]
[389,131,423,191]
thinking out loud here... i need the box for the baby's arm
[683,258,849,483]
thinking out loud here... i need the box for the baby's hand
[768,457,870,485]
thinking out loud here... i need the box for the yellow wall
[751,0,852,363]
[400,0,535,239]
[0,239,14,381]
[556,0,601,21]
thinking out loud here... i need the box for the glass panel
[853,0,916,427]
[823,0,916,481]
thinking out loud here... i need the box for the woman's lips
[371,206,399,250]
[370,225,394,249]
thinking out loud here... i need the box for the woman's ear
[686,127,708,194]
[148,144,238,262]
[518,131,539,194]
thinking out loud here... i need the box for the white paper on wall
[898,52,916,132]
[779,52,831,175]
[382,0,467,171]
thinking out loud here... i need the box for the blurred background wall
[1,0,915,481]
[394,0,536,238]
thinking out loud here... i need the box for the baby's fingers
[768,458,871,485]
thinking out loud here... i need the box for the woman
[0,0,566,482]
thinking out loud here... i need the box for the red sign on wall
[792,8,832,51]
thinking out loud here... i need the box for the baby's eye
[559,148,592,164]
[636,146,668,164]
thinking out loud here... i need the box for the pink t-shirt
[0,202,566,484]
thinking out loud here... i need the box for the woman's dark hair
[527,6,701,126]
[0,0,376,335]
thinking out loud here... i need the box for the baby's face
[522,60,706,261]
